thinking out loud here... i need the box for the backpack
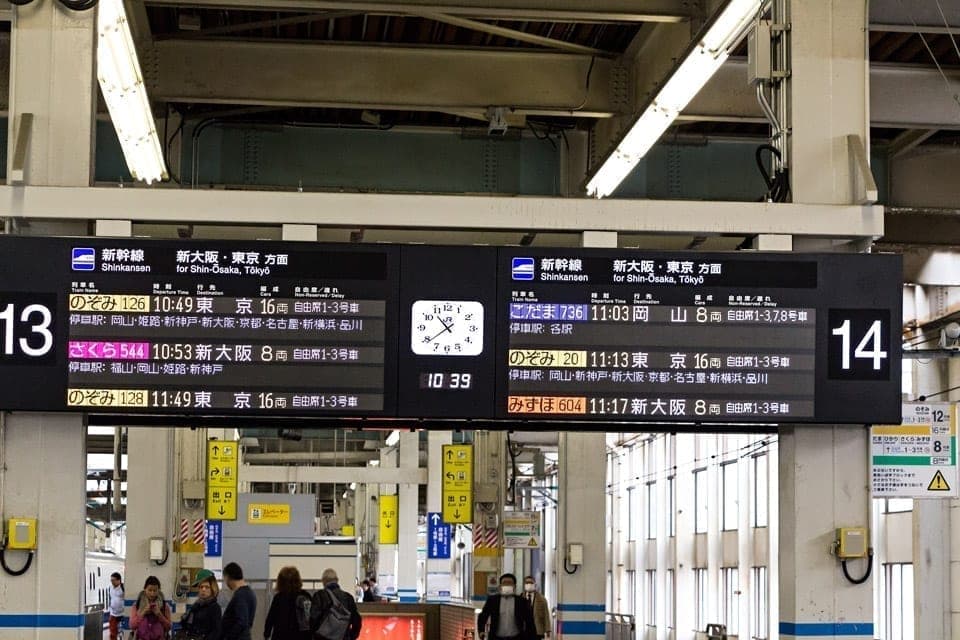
[312,588,352,640]
[295,592,313,632]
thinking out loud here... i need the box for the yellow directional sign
[442,444,473,524]
[206,485,237,520]
[247,503,291,524]
[207,440,239,487]
[929,470,951,491]
[379,494,399,544]
[206,439,239,520]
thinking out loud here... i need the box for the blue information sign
[427,512,451,559]
[205,520,223,557]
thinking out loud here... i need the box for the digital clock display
[419,372,473,390]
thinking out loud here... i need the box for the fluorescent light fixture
[586,0,763,198]
[385,430,400,447]
[97,0,168,184]
[369,460,380,467]
[349,482,357,491]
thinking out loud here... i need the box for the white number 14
[832,319,887,370]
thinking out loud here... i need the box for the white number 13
[0,303,54,357]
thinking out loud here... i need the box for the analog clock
[411,300,484,356]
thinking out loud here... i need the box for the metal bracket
[848,134,879,205]
[10,113,33,185]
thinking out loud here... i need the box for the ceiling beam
[0,185,883,240]
[869,0,960,34]
[147,39,616,117]
[410,11,612,56]
[241,463,427,484]
[684,59,960,131]
[144,0,693,23]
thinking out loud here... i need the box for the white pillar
[7,2,96,186]
[378,445,398,596]
[779,1,873,637]
[126,429,178,600]
[556,433,606,640]
[779,426,872,639]
[397,431,419,602]
[0,3,95,637]
[427,431,454,600]
[0,414,86,640]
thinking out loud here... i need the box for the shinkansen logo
[71,248,95,271]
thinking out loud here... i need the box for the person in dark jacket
[220,562,256,640]
[477,574,536,640]
[360,580,378,603]
[265,566,313,640]
[179,570,222,640]
[312,568,362,640]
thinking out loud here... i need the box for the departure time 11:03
[419,372,473,390]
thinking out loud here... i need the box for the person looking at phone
[129,576,172,640]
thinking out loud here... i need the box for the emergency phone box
[6,518,38,550]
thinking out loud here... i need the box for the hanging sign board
[206,439,239,520]
[502,511,542,548]
[871,402,957,498]
[380,494,399,544]
[441,444,473,524]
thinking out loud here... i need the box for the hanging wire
[896,0,960,116]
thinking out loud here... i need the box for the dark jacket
[477,594,536,640]
[311,584,362,640]
[181,596,222,640]
[264,590,313,640]
[220,585,257,640]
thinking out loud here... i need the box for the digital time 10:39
[419,372,473,390]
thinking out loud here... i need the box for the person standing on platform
[360,580,378,603]
[264,566,313,640]
[522,577,551,640]
[220,562,256,640]
[311,568,363,640]
[477,573,536,640]
[108,572,124,640]
[178,570,222,640]
[129,576,173,640]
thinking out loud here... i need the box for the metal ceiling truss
[144,0,695,24]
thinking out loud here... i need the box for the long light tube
[586,0,763,198]
[97,0,167,184]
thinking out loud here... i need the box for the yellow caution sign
[442,444,473,524]
[380,494,398,544]
[206,440,239,520]
[929,470,951,491]
[247,503,291,524]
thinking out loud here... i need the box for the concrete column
[779,426,872,639]
[674,434,696,640]
[7,1,96,186]
[556,433,606,640]
[126,428,178,601]
[397,431,419,602]
[788,0,868,205]
[778,1,873,637]
[0,414,86,640]
[426,431,454,600]
[914,348,951,639]
[950,357,960,634]
[0,4,96,637]
[378,445,398,596]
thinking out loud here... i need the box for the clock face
[411,300,484,356]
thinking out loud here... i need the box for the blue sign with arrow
[427,512,451,559]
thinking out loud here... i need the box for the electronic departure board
[0,237,902,425]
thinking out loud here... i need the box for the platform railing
[605,612,636,640]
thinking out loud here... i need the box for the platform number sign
[828,309,890,380]
[0,294,57,364]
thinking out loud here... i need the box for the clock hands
[425,317,454,343]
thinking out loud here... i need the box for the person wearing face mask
[521,577,551,640]
[477,573,536,640]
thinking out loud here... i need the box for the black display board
[0,237,902,425]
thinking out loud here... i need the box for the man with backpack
[311,568,362,640]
